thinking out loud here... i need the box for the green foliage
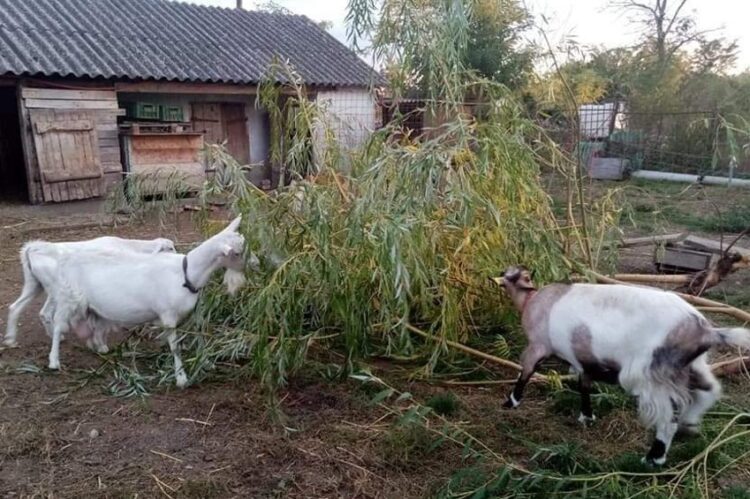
[724,486,750,499]
[426,392,461,416]
[464,0,534,89]
[549,385,631,419]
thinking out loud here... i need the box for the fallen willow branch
[696,307,736,314]
[404,324,573,384]
[438,379,523,386]
[614,274,692,284]
[711,356,750,377]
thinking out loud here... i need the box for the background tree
[464,0,534,89]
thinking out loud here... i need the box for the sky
[172,0,750,73]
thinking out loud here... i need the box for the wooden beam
[21,88,116,101]
[115,81,259,95]
[619,233,685,248]
[24,99,120,110]
[682,235,750,258]
[16,81,41,203]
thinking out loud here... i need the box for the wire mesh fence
[546,102,750,180]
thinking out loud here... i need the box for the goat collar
[182,256,200,294]
[520,290,537,315]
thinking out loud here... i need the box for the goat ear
[221,244,234,256]
[222,216,242,234]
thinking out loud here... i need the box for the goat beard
[223,268,247,296]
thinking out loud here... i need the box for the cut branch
[405,323,566,383]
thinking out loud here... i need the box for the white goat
[496,266,750,466]
[5,236,176,353]
[39,216,245,387]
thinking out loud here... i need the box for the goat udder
[71,320,94,340]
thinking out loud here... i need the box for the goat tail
[713,327,750,350]
[19,241,43,291]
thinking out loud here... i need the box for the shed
[0,0,382,203]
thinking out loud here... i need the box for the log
[614,274,691,284]
[619,233,685,248]
[405,324,557,383]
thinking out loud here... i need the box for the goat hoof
[48,361,60,370]
[577,413,596,426]
[175,374,189,389]
[2,339,18,348]
[96,345,109,354]
[502,394,520,409]
[641,456,666,467]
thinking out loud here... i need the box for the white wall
[313,88,378,171]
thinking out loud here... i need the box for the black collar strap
[182,256,200,294]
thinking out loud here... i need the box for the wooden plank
[223,103,250,165]
[619,233,686,248]
[116,81,258,95]
[21,88,116,101]
[99,149,121,164]
[36,119,93,134]
[682,235,750,257]
[655,246,713,272]
[16,82,42,203]
[29,109,104,200]
[24,98,119,110]
[99,137,120,147]
[102,162,124,174]
[192,103,224,146]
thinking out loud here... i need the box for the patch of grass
[549,384,632,419]
[378,422,436,469]
[724,486,750,499]
[426,392,461,416]
[705,287,750,309]
[530,441,595,474]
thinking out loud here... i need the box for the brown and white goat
[495,266,750,466]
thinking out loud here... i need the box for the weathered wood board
[29,109,104,201]
[19,85,122,202]
[682,235,750,258]
[122,133,205,195]
[655,246,714,272]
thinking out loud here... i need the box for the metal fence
[550,103,749,179]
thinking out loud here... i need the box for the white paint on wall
[313,88,378,171]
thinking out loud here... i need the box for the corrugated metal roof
[0,0,379,87]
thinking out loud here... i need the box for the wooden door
[191,102,249,165]
[221,103,249,165]
[191,103,223,145]
[29,109,104,202]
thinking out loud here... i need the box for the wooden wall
[122,133,205,194]
[18,85,123,203]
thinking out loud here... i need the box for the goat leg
[503,344,548,408]
[166,329,188,388]
[577,372,597,425]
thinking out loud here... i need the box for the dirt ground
[0,205,461,498]
[1,182,749,498]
